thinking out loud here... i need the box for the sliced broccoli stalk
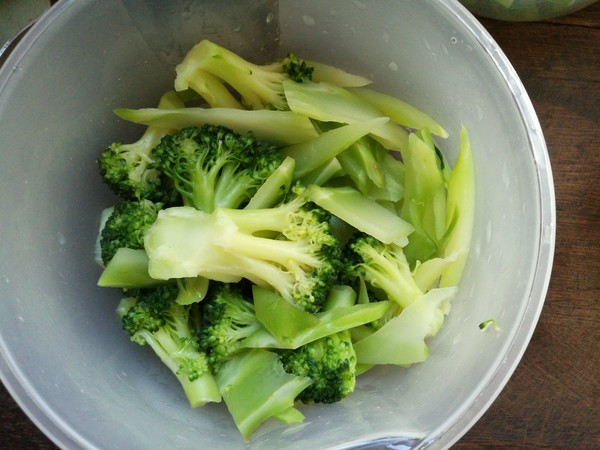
[97,248,160,288]
[152,125,282,213]
[245,156,295,210]
[438,126,475,287]
[197,282,262,373]
[114,107,318,147]
[353,287,457,366]
[272,406,305,424]
[282,80,409,151]
[117,285,221,407]
[344,234,423,310]
[97,248,209,296]
[244,285,391,349]
[281,118,389,179]
[307,60,372,87]
[175,40,313,110]
[97,91,183,203]
[400,133,448,266]
[412,251,458,293]
[98,199,163,266]
[174,68,244,109]
[336,134,405,202]
[306,184,413,246]
[144,190,342,313]
[175,276,209,305]
[215,348,312,440]
[298,157,344,187]
[349,87,449,138]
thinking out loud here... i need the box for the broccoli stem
[353,287,457,366]
[246,286,391,350]
[412,252,458,292]
[283,80,409,150]
[349,87,449,138]
[306,185,413,246]
[175,39,289,110]
[439,126,475,287]
[298,157,343,187]
[245,156,295,209]
[307,60,372,87]
[281,118,389,179]
[114,107,318,146]
[136,328,221,407]
[215,348,312,440]
[97,248,161,289]
[400,133,447,244]
[179,69,244,109]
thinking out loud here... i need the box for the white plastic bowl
[0,1,555,449]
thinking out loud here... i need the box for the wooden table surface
[1,2,599,449]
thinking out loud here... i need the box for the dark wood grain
[457,3,600,449]
[1,2,599,449]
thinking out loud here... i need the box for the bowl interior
[0,0,554,449]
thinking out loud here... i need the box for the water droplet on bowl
[302,15,316,26]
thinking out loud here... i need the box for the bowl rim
[0,1,556,449]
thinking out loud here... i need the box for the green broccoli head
[153,125,283,213]
[120,284,210,382]
[121,284,178,344]
[279,330,357,404]
[118,283,221,406]
[97,136,177,204]
[99,199,163,265]
[283,202,343,312]
[343,233,423,310]
[197,282,261,373]
[282,52,314,83]
[144,187,344,313]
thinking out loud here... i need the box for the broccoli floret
[97,91,182,203]
[282,52,314,83]
[144,186,342,313]
[197,282,261,372]
[152,125,283,213]
[277,287,357,404]
[99,199,163,265]
[174,40,313,110]
[117,283,221,407]
[344,233,423,310]
[279,330,356,404]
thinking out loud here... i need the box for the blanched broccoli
[282,52,314,83]
[215,348,312,440]
[152,125,283,213]
[276,285,357,404]
[94,39,476,443]
[174,40,313,110]
[279,330,356,404]
[97,91,182,203]
[343,233,423,310]
[117,283,221,407]
[144,186,342,313]
[197,282,261,372]
[98,199,163,266]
